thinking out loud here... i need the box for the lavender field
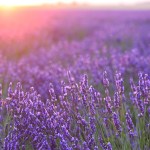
[0,10,150,150]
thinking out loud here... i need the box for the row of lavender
[0,11,150,98]
[0,71,149,149]
[0,10,149,149]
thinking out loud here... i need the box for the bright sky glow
[0,0,146,7]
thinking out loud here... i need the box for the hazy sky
[0,0,146,6]
[51,0,145,5]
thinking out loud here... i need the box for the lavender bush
[0,72,149,149]
[0,10,149,149]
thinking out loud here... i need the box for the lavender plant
[0,72,149,150]
[0,10,149,150]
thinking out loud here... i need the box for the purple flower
[104,96,113,114]
[114,92,120,109]
[125,112,136,138]
[102,71,109,88]
[106,142,113,150]
[112,112,122,134]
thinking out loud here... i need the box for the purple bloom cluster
[0,11,149,99]
[0,72,149,149]
[112,112,122,135]
[0,10,149,150]
[125,112,136,138]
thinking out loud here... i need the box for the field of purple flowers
[0,10,150,150]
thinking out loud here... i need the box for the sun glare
[0,1,22,7]
[0,0,144,8]
[0,0,44,8]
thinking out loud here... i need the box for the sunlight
[0,1,24,7]
[0,0,144,7]
[0,0,45,7]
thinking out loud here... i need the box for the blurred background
[0,0,149,97]
[0,0,150,40]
